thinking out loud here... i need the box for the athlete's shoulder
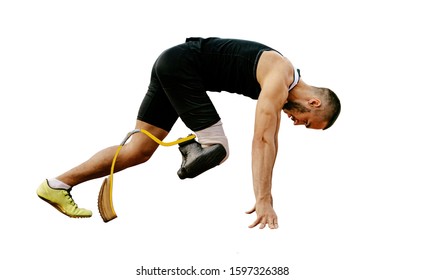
[257,51,293,84]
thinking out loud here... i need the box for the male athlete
[37,37,341,229]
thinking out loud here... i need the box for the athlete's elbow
[252,134,275,149]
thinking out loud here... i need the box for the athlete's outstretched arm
[246,51,292,229]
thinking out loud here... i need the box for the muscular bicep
[253,75,287,142]
[253,93,281,141]
[253,50,292,154]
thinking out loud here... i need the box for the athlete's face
[282,100,327,130]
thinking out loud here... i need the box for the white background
[1,0,423,279]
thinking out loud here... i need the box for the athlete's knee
[121,143,154,166]
[133,151,152,164]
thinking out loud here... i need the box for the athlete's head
[283,86,341,130]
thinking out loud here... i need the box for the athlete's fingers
[268,218,279,229]
[250,217,279,229]
[248,217,261,228]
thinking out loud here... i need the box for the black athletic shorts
[137,38,274,132]
[137,41,220,132]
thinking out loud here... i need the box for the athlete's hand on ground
[246,202,278,229]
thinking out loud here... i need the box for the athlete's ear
[308,98,321,108]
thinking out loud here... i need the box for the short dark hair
[319,87,341,130]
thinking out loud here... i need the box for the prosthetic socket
[177,120,229,179]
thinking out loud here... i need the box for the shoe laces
[63,190,78,208]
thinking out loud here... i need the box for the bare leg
[56,120,168,187]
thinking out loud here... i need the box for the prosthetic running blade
[98,129,196,223]
[98,177,117,222]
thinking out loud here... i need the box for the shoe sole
[37,194,91,218]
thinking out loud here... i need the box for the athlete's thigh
[137,59,179,132]
[154,44,220,131]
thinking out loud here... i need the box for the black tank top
[185,37,275,99]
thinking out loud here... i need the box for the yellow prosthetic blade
[98,129,195,222]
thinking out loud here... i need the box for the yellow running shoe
[37,180,92,218]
